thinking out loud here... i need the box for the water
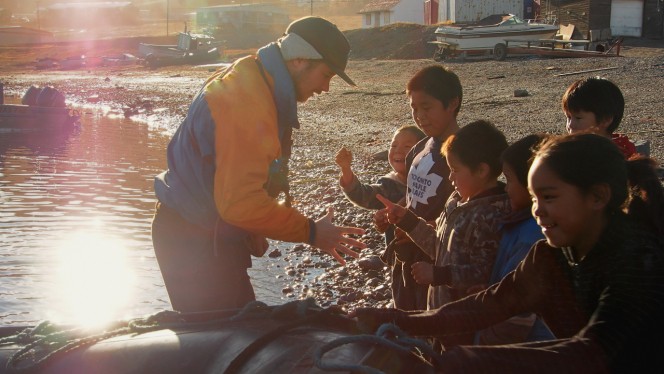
[0,106,288,327]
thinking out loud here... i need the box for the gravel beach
[2,30,663,310]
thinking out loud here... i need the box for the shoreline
[2,36,663,311]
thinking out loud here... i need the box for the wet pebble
[338,291,361,303]
[292,244,307,253]
[514,89,530,97]
[358,256,384,271]
[267,248,281,258]
[365,277,381,287]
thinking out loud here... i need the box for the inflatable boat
[0,85,79,133]
[0,300,436,373]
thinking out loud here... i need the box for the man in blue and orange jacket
[152,16,366,312]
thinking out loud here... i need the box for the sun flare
[49,232,136,327]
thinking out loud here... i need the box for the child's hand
[375,194,407,225]
[335,147,354,188]
[411,262,433,285]
[373,210,389,233]
[335,147,353,170]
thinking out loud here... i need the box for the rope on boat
[1,298,353,373]
[1,313,196,373]
[2,299,438,373]
[223,298,352,374]
[313,323,443,373]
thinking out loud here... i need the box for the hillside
[345,23,439,60]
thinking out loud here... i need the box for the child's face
[565,109,610,136]
[389,131,420,177]
[446,151,488,202]
[528,158,605,254]
[503,162,530,211]
[409,91,457,139]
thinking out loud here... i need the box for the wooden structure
[539,0,663,38]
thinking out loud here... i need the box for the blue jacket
[475,209,555,344]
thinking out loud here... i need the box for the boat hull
[0,104,79,133]
[433,14,559,52]
[435,26,559,50]
[138,43,185,58]
[0,317,435,374]
[145,47,221,68]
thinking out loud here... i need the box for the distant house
[437,0,525,24]
[196,3,290,34]
[358,0,424,28]
[0,26,54,46]
[540,0,663,38]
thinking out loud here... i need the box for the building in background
[436,0,525,24]
[540,0,662,38]
[358,0,424,28]
[196,3,290,35]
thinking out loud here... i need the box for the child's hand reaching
[411,261,434,285]
[375,194,408,225]
[335,146,353,169]
[373,209,389,233]
[335,147,354,187]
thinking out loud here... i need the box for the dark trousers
[151,202,255,313]
[391,261,430,311]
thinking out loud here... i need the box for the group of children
[335,65,664,371]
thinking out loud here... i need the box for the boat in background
[138,32,223,68]
[431,14,559,61]
[59,55,86,70]
[0,84,80,133]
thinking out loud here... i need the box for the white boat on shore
[138,32,223,68]
[431,14,559,61]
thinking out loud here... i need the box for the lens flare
[48,232,136,327]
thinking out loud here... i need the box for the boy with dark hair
[562,76,637,158]
[375,65,462,311]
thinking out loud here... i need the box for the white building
[438,0,524,23]
[358,0,425,28]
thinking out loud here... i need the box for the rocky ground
[1,26,663,310]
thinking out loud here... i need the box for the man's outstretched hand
[312,207,365,265]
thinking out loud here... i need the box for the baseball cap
[285,16,355,86]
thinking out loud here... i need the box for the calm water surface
[0,106,287,327]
